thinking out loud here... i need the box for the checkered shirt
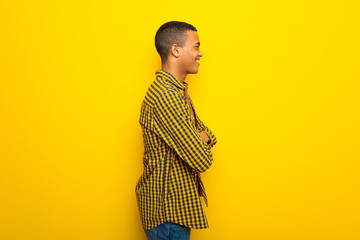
[135,70,217,230]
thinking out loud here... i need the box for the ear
[170,44,181,58]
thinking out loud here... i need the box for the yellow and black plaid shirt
[135,70,217,230]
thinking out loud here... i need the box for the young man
[135,21,217,240]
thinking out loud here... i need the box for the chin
[189,68,199,74]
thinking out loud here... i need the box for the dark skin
[162,30,210,143]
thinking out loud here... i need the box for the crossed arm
[153,90,216,172]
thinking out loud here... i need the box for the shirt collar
[156,70,188,90]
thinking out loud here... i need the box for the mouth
[196,59,200,64]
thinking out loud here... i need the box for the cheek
[188,51,197,60]
[183,52,193,63]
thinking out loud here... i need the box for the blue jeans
[145,222,191,240]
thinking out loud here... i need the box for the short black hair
[155,21,197,63]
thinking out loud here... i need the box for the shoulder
[147,77,184,106]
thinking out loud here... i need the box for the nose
[198,49,203,57]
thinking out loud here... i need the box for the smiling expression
[178,30,203,74]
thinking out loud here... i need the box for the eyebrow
[195,42,200,46]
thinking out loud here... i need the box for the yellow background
[1,0,359,239]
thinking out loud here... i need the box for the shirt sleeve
[195,112,217,149]
[153,90,213,173]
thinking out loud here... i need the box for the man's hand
[199,131,210,144]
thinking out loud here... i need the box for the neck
[162,63,187,82]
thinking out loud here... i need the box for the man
[135,21,217,240]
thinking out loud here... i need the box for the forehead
[185,30,200,45]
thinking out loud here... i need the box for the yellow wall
[1,1,359,239]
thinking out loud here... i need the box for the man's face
[178,30,203,74]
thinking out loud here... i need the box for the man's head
[155,21,203,75]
